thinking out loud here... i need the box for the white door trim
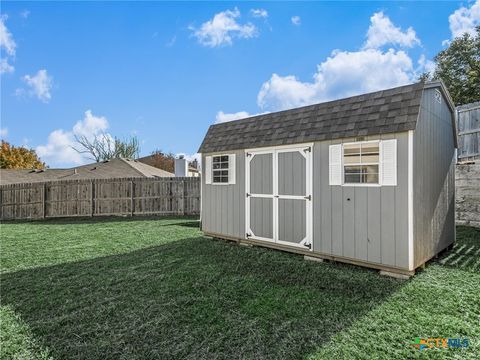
[245,143,313,251]
[245,151,275,243]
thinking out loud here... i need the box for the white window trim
[342,140,381,187]
[210,154,232,185]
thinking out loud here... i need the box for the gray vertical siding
[250,197,273,238]
[313,133,410,269]
[278,198,306,243]
[201,150,245,239]
[250,153,273,194]
[413,88,456,268]
[278,152,306,196]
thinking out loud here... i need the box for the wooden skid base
[379,270,412,279]
[239,242,253,247]
[304,255,324,263]
[204,231,415,277]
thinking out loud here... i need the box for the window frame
[211,154,230,185]
[342,140,381,187]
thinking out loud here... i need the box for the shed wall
[312,133,410,269]
[413,88,456,268]
[202,133,411,270]
[201,150,245,239]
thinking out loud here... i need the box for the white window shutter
[380,139,397,186]
[329,144,342,185]
[228,154,236,184]
[205,156,212,184]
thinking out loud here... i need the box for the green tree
[73,133,140,162]
[0,141,45,169]
[431,26,480,105]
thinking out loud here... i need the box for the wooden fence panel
[0,177,200,221]
[457,102,480,161]
[0,184,43,220]
[46,182,91,217]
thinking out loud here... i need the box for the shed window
[212,155,229,183]
[343,142,379,184]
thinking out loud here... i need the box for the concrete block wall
[456,164,480,227]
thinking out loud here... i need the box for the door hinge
[304,243,312,249]
[304,195,311,201]
[246,232,252,238]
[303,146,312,153]
[246,152,252,157]
[246,193,250,197]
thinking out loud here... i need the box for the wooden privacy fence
[0,177,200,220]
[457,102,480,162]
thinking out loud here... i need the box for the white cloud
[0,16,16,74]
[417,54,435,75]
[258,74,318,110]
[251,9,268,18]
[215,110,252,123]
[258,48,416,111]
[72,110,109,137]
[0,127,8,138]
[191,8,257,47]
[0,16,16,56]
[364,11,420,49]
[36,111,110,167]
[291,16,301,26]
[21,69,53,102]
[448,0,480,38]
[0,58,14,74]
[258,12,423,111]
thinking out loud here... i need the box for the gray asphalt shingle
[198,82,425,153]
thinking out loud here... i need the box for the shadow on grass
[436,226,480,272]
[1,215,199,226]
[160,220,200,228]
[1,236,404,360]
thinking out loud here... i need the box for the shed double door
[245,144,313,250]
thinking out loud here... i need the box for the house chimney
[174,156,188,177]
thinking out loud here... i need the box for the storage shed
[198,81,457,276]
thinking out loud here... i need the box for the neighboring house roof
[0,157,174,185]
[199,81,452,154]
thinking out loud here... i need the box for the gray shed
[198,81,457,276]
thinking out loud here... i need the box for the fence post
[131,180,134,216]
[43,183,47,219]
[183,178,186,216]
[91,181,95,217]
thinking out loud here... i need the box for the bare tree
[73,133,140,162]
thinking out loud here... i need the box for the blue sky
[1,1,479,167]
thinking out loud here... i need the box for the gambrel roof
[199,82,434,153]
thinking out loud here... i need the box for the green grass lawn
[0,217,479,359]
